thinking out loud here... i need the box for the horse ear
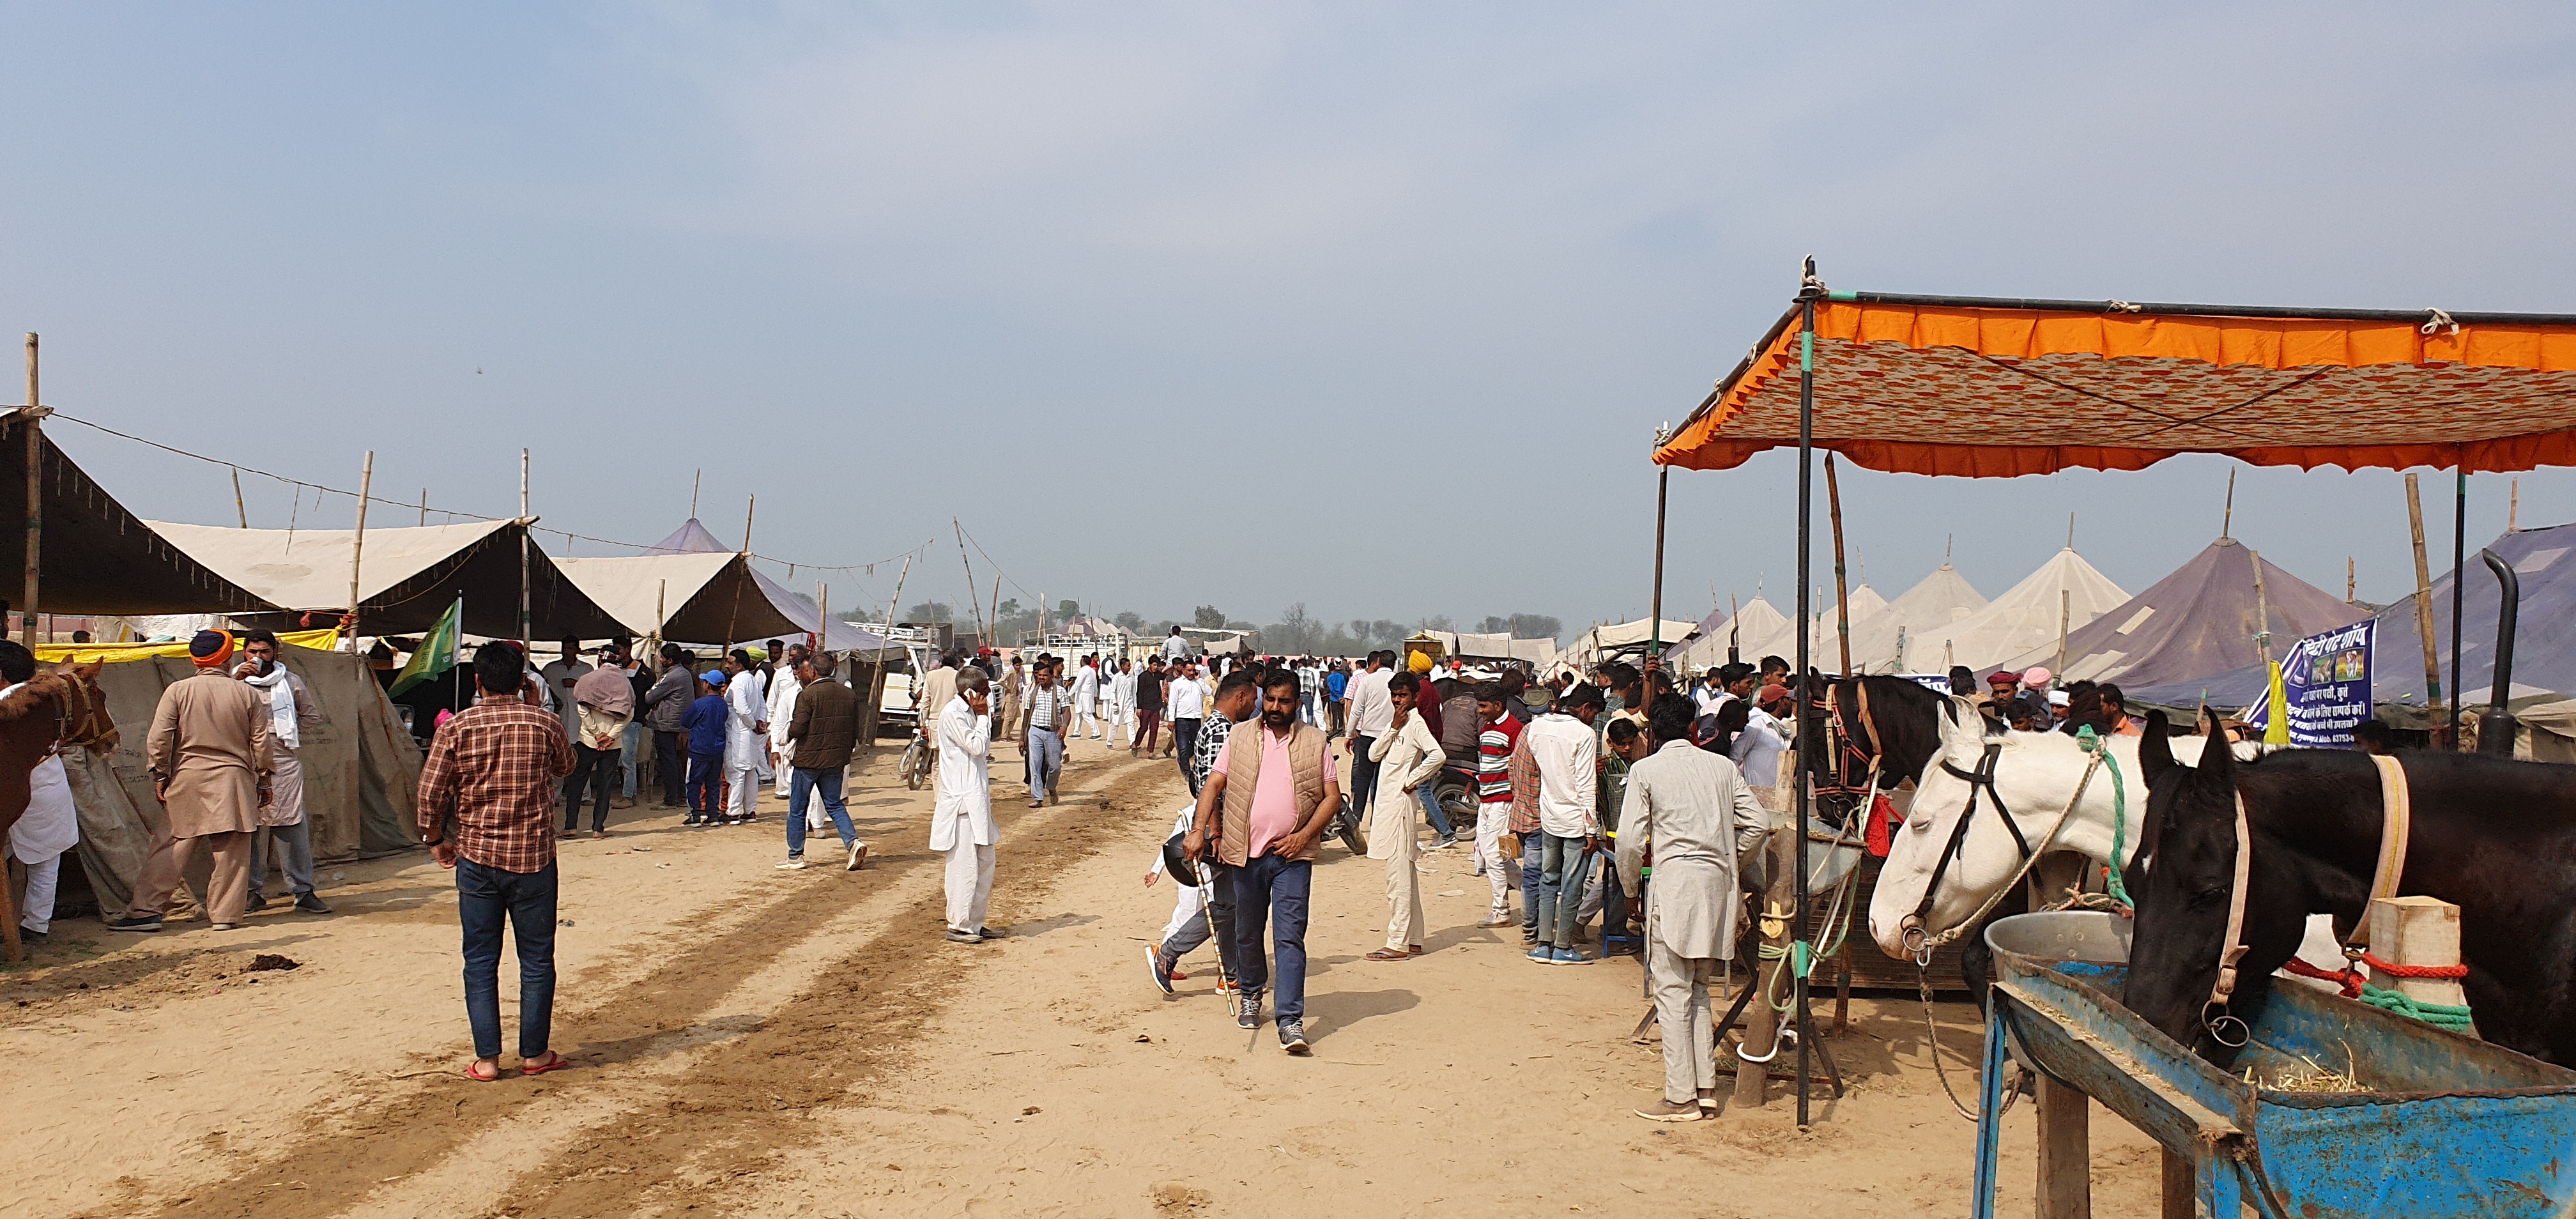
[73,659,103,680]
[1938,695,1986,758]
[2138,709,2177,786]
[2195,707,2236,785]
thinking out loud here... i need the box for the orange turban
[189,629,236,669]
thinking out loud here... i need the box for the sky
[4,3,2573,639]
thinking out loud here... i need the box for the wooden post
[418,488,427,526]
[1825,454,1852,675]
[2405,474,2446,746]
[2035,1073,2092,1219]
[21,332,43,644]
[955,518,986,645]
[2347,556,2357,606]
[2249,547,2272,663]
[2160,1148,2194,1219]
[2367,896,2471,1019]
[1733,829,1796,1108]
[2220,469,2234,540]
[518,448,532,645]
[690,468,700,519]
[233,467,249,528]
[815,579,827,654]
[2056,589,2072,678]
[346,450,374,645]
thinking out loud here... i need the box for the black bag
[1162,831,1202,886]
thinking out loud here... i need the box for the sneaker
[1236,991,1264,1030]
[1146,946,1175,995]
[1552,947,1592,965]
[293,893,332,914]
[943,928,983,944]
[1430,835,1457,850]
[1278,1018,1310,1055]
[245,893,270,914]
[776,857,810,870]
[105,915,162,933]
[1635,1098,1706,1123]
[1527,946,1556,964]
[845,841,869,871]
[976,926,1009,940]
[1476,914,1513,928]
[682,815,704,827]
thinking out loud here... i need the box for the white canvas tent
[1844,564,1988,674]
[1675,597,1788,671]
[1564,617,1699,671]
[555,519,907,651]
[1935,548,2129,675]
[149,518,624,639]
[1414,631,1559,667]
[1738,584,1890,670]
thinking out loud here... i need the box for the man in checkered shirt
[418,643,578,1082]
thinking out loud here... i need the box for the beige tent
[1738,585,1890,670]
[1564,617,1699,671]
[553,551,795,643]
[1845,564,1988,674]
[1675,597,1788,672]
[1935,548,2129,675]
[59,644,422,916]
[1413,631,1558,667]
[149,518,624,640]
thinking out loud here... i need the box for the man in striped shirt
[1472,682,1524,929]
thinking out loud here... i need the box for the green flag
[390,597,463,696]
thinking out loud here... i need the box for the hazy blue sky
[5,4,2573,637]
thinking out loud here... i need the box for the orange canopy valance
[1653,295,2576,476]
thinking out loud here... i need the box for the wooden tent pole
[2405,474,2445,746]
[346,450,374,646]
[955,518,987,645]
[721,495,754,651]
[417,488,427,526]
[1826,454,1851,675]
[20,333,43,644]
[232,468,249,528]
[517,448,532,645]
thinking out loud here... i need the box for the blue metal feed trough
[1973,911,2576,1219]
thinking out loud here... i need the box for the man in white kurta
[1070,657,1101,741]
[1364,673,1445,958]
[723,652,767,824]
[931,670,999,942]
[766,648,805,801]
[1614,710,1768,1121]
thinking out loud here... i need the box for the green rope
[2074,726,2133,907]
[2357,982,2476,1032]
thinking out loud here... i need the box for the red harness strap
[2281,951,2467,1000]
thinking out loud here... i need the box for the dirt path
[5,735,2172,1218]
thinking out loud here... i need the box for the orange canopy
[1653,293,2576,476]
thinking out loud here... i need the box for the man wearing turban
[106,629,274,932]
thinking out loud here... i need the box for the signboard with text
[2244,619,2374,747]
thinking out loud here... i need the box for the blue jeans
[687,749,724,815]
[1229,852,1312,1020]
[1416,783,1454,840]
[1537,832,1597,950]
[786,767,857,856]
[1346,737,1380,835]
[1026,730,1064,798]
[456,858,558,1061]
[1156,859,1236,978]
[1522,847,1544,937]
[620,721,643,797]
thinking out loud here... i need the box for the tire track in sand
[142,752,1175,1219]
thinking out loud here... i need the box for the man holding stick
[1185,669,1341,1055]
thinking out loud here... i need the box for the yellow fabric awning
[1654,294,2576,476]
[34,626,345,664]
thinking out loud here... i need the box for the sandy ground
[3,730,2172,1219]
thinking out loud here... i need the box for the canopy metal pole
[1793,258,1821,1129]
[1650,455,1669,660]
[2451,470,2465,749]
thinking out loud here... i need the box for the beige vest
[1217,720,1328,867]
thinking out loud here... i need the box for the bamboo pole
[346,450,374,646]
[652,579,667,650]
[233,468,249,528]
[690,469,701,520]
[2405,473,2445,744]
[2348,557,2357,606]
[721,495,754,650]
[418,488,427,526]
[21,333,43,643]
[955,518,987,645]
[1825,454,1851,675]
[518,449,532,645]
[817,581,829,659]
[2056,589,2071,679]
[2250,547,2273,663]
[2220,469,2235,540]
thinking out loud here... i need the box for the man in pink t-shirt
[1184,668,1341,1055]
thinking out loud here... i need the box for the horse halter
[1898,741,2034,954]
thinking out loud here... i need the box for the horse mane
[0,671,68,722]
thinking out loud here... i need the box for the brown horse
[0,660,118,962]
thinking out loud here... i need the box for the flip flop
[1363,948,1410,962]
[464,1060,502,1082]
[519,1052,572,1077]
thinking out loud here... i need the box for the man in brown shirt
[780,656,866,871]
[418,643,576,1081]
[109,630,273,932]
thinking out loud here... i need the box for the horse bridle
[1897,741,2034,954]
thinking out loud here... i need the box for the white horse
[1866,697,2344,983]
[1866,696,2216,958]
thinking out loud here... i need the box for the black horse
[2126,709,2576,1067]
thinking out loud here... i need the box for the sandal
[519,1052,572,1077]
[464,1059,502,1082]
[1363,948,1410,962]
